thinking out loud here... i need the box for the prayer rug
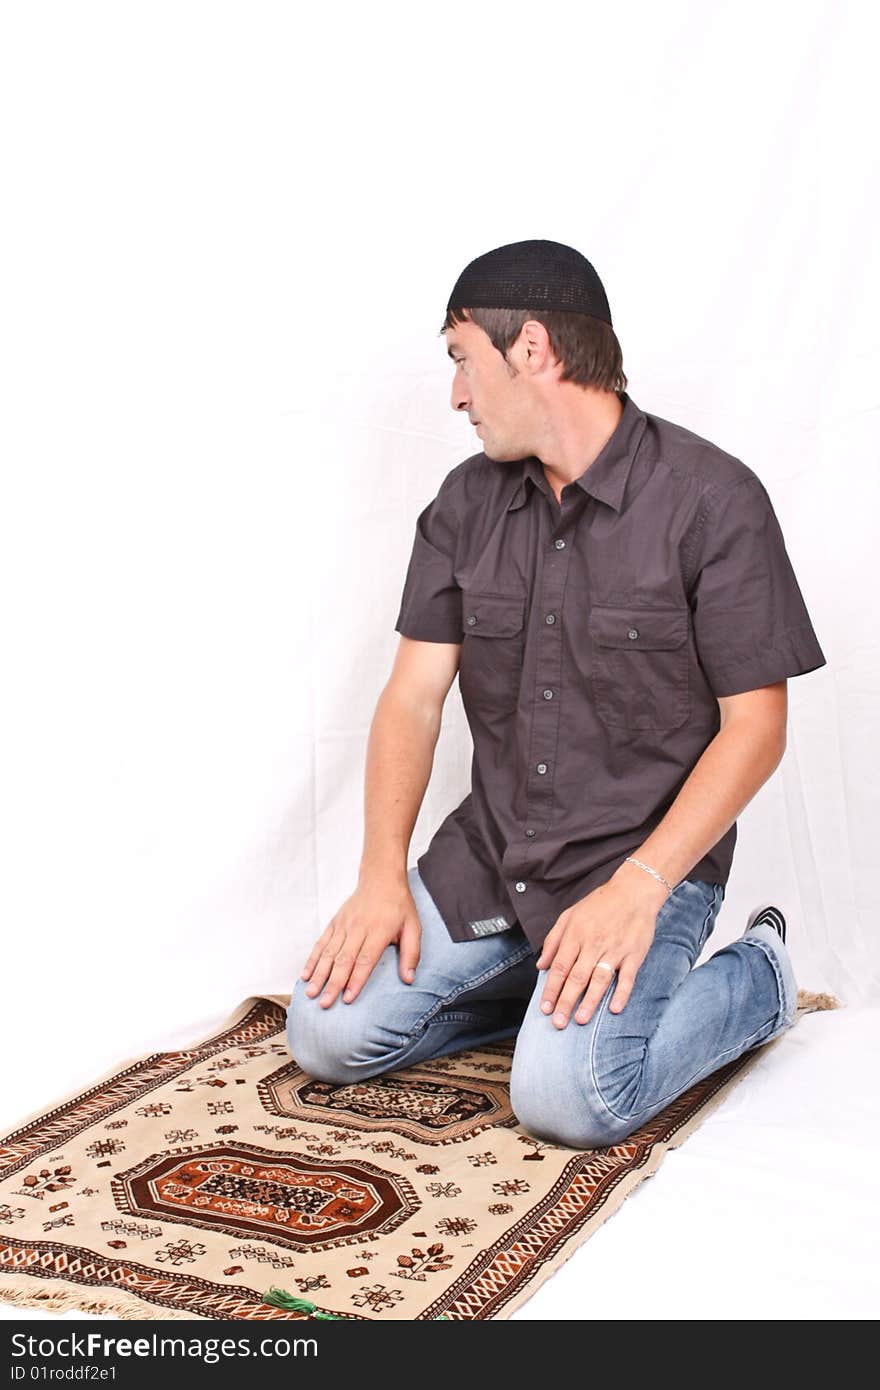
[0,988,839,1322]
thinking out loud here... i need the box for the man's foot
[745,903,787,945]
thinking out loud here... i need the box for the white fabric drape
[2,0,876,1203]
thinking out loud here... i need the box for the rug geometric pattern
[0,989,839,1321]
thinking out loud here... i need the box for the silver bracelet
[624,855,674,897]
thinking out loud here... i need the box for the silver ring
[594,961,614,972]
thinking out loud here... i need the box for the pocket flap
[588,604,689,650]
[462,592,526,637]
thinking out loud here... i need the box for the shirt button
[525,828,536,837]
[467,615,478,626]
[543,688,554,699]
[536,762,547,774]
[628,627,639,639]
[554,539,566,549]
[545,613,556,624]
[515,881,527,893]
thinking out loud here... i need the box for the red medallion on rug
[111,1143,419,1253]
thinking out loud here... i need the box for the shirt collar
[506,391,647,514]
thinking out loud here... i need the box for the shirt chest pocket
[459,592,526,718]
[588,603,690,731]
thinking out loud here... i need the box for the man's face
[445,317,541,463]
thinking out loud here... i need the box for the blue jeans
[285,865,799,1148]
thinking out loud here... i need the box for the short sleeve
[687,475,827,698]
[394,474,463,643]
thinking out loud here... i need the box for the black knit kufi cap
[446,238,613,326]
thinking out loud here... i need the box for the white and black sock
[749,906,787,945]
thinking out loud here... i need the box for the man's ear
[520,319,555,371]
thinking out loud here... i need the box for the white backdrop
[1,0,878,1315]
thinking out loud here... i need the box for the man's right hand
[299,873,422,1009]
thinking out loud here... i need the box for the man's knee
[285,976,404,1084]
[511,1080,634,1148]
[509,1035,636,1149]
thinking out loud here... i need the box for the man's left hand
[534,875,667,1028]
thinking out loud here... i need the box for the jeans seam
[739,934,792,1029]
[697,886,722,953]
[429,1010,500,1025]
[588,985,628,1126]
[591,884,724,1126]
[411,944,534,1033]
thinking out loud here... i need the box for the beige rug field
[0,989,839,1321]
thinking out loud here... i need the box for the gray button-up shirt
[394,391,827,955]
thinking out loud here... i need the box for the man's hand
[534,874,668,1028]
[299,872,421,1009]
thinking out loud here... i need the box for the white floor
[2,1003,877,1321]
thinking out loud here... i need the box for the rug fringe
[796,988,843,1012]
[0,1276,197,1321]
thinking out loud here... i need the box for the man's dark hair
[440,305,627,393]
